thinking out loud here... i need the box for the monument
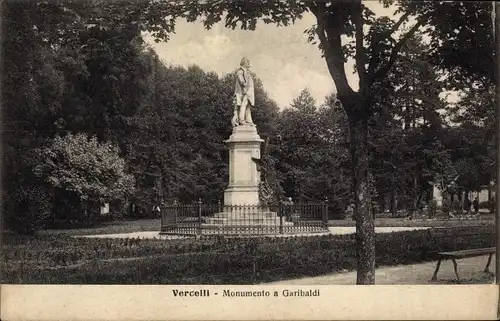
[203,57,292,232]
[224,57,263,206]
[160,57,327,235]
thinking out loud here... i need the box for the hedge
[1,226,494,284]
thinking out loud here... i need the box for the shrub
[440,199,451,215]
[451,200,462,215]
[1,226,494,284]
[3,183,53,234]
[34,133,135,224]
[427,199,438,218]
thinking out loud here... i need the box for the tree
[124,59,280,206]
[145,0,433,283]
[275,92,351,216]
[403,1,494,88]
[1,0,165,225]
[291,88,317,113]
[443,86,495,194]
[368,36,450,217]
[2,0,283,222]
[34,133,135,221]
[398,1,497,214]
[405,1,496,202]
[2,144,53,234]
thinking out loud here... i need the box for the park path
[268,255,496,285]
[78,226,430,239]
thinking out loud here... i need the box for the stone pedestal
[223,124,264,206]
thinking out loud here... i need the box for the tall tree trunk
[378,194,385,213]
[410,173,418,217]
[390,178,397,217]
[310,0,379,284]
[348,110,375,285]
[415,190,424,215]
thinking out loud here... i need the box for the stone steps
[160,224,328,236]
[212,211,278,219]
[204,211,294,226]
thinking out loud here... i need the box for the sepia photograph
[1,0,499,319]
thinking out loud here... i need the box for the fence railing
[160,199,329,236]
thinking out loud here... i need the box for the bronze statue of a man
[233,57,255,126]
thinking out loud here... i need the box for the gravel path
[78,226,430,239]
[268,255,496,285]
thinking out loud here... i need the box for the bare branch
[309,2,328,52]
[309,2,353,95]
[372,15,428,82]
[366,10,412,80]
[389,11,411,36]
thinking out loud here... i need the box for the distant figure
[472,197,479,214]
[282,197,294,222]
[463,197,471,213]
[152,205,161,217]
[346,203,354,220]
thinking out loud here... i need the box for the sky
[144,2,399,109]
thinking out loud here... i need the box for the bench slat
[438,247,495,258]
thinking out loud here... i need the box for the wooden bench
[428,227,495,282]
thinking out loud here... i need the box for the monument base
[224,124,263,206]
[200,210,295,235]
[223,186,260,206]
[204,211,293,226]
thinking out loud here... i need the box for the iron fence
[160,199,329,236]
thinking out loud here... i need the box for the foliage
[2,0,282,225]
[126,63,280,207]
[450,200,462,215]
[368,36,452,215]
[290,88,317,113]
[443,85,495,192]
[142,0,446,283]
[274,93,351,216]
[2,226,494,284]
[403,1,494,87]
[34,133,135,202]
[2,183,53,234]
[1,0,155,225]
[1,134,53,234]
[440,199,451,215]
[427,199,438,218]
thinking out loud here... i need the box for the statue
[233,57,255,126]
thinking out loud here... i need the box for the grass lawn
[38,218,161,236]
[331,214,494,228]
